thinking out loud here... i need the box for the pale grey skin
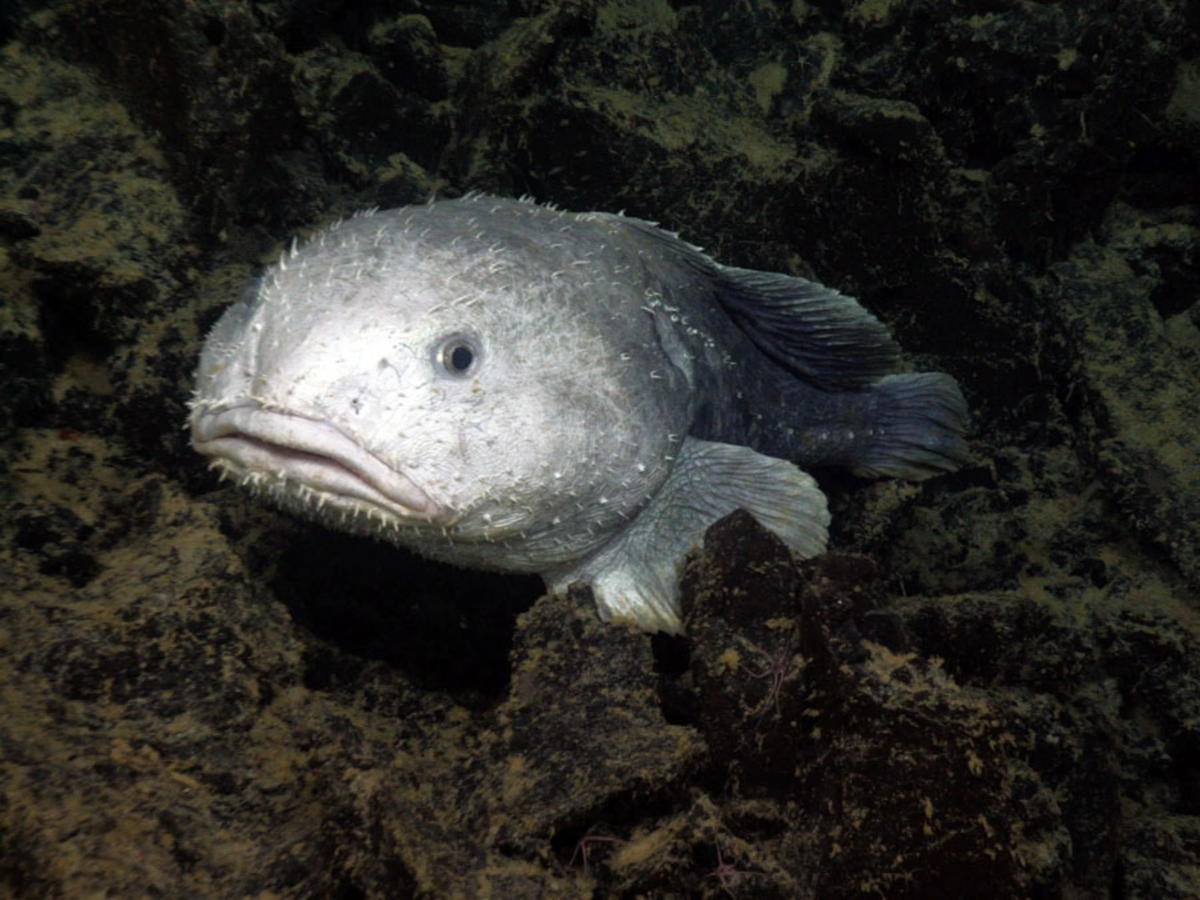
[190,195,968,633]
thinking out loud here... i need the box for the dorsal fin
[605,213,902,390]
[715,266,902,390]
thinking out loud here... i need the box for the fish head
[189,206,691,569]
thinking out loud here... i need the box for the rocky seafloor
[3,0,1200,896]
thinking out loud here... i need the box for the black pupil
[448,344,473,372]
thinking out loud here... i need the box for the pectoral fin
[544,437,830,633]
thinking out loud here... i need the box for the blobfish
[189,195,968,633]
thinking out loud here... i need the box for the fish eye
[435,334,481,377]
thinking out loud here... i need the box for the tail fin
[851,373,970,479]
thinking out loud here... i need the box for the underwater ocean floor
[3,0,1200,896]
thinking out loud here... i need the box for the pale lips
[190,403,443,521]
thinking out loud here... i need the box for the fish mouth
[190,402,445,524]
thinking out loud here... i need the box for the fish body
[190,195,968,632]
